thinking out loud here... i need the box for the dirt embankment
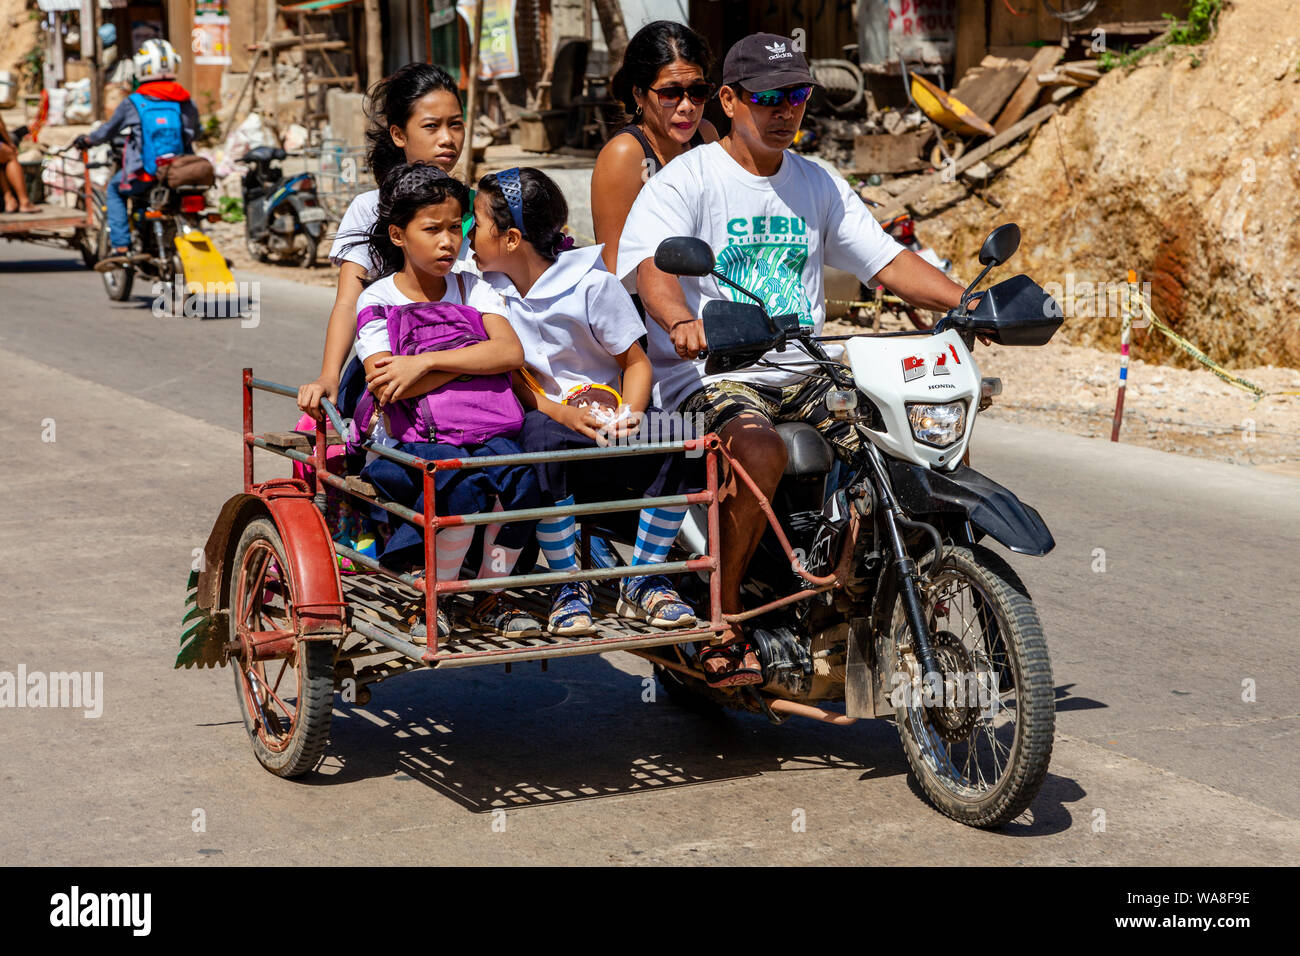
[922,0,1300,372]
[1,0,39,96]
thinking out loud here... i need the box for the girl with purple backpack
[349,162,542,641]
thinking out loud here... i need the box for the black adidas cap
[722,33,818,91]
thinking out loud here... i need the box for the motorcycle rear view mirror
[959,222,1022,308]
[654,237,715,277]
[978,223,1021,266]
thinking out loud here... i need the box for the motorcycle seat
[776,422,833,476]
[245,146,286,164]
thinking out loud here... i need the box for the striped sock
[433,525,475,582]
[536,496,578,571]
[479,501,523,584]
[631,506,686,568]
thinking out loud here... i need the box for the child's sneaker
[470,593,542,638]
[548,581,596,636]
[409,607,451,644]
[617,575,696,629]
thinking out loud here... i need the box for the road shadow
[309,654,909,812]
[0,257,85,273]
[1054,682,1108,712]
[901,769,1084,837]
[100,289,254,321]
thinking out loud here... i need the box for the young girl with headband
[472,167,699,636]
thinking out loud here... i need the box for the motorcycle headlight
[906,401,966,448]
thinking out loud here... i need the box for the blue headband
[496,167,525,232]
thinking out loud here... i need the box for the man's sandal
[698,640,763,688]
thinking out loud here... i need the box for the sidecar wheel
[227,517,335,777]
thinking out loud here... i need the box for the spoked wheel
[890,544,1054,827]
[163,252,191,318]
[227,517,334,777]
[96,212,134,301]
[76,187,104,269]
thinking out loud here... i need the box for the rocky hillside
[924,0,1300,370]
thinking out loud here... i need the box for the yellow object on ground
[173,230,235,289]
[909,74,996,138]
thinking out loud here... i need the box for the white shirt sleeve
[820,169,905,282]
[353,282,392,361]
[460,273,508,316]
[329,191,378,270]
[585,272,647,357]
[615,170,699,289]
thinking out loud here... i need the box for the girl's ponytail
[476,167,572,262]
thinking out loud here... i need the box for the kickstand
[744,686,787,726]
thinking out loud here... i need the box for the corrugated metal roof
[36,0,117,11]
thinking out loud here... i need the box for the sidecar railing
[242,371,727,665]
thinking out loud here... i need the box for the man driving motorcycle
[617,33,971,686]
[73,39,200,261]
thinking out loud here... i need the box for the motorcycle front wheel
[890,544,1054,828]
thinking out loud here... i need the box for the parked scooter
[240,146,326,268]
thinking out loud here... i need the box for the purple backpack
[352,274,524,449]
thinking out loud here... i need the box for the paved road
[2,243,1297,865]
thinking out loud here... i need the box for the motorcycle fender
[173,230,235,287]
[197,484,344,638]
[259,483,346,640]
[886,459,1055,556]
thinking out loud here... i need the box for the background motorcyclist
[73,39,200,260]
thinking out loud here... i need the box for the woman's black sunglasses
[646,82,717,107]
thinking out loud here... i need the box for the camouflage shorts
[678,375,862,461]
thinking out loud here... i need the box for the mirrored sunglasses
[743,85,815,108]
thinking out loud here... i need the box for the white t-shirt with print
[482,244,643,404]
[330,188,480,276]
[354,272,508,361]
[616,142,904,411]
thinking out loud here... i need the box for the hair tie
[496,167,525,232]
[553,234,575,254]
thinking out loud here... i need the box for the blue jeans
[106,169,152,249]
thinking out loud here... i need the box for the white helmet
[133,38,181,81]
